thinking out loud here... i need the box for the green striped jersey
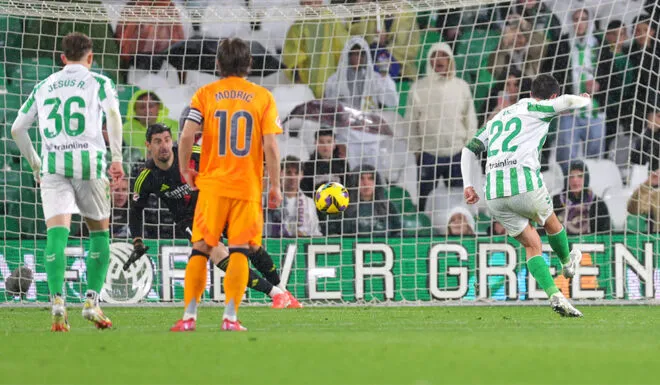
[17,64,118,180]
[472,97,559,200]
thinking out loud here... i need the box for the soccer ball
[315,182,350,214]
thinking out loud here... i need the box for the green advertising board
[1,235,659,303]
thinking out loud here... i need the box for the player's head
[135,92,162,126]
[111,178,129,208]
[315,129,335,160]
[61,32,93,68]
[281,155,302,193]
[531,74,559,100]
[216,38,252,78]
[146,123,174,164]
[567,160,589,193]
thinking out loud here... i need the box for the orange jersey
[189,77,282,202]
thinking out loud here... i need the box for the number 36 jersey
[18,64,118,180]
[187,76,282,203]
[472,97,561,200]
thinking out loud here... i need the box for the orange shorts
[191,190,263,248]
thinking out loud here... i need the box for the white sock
[277,283,287,292]
[183,299,198,320]
[268,286,284,298]
[223,299,237,322]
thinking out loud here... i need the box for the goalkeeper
[127,123,301,312]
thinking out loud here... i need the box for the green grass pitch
[1,306,659,385]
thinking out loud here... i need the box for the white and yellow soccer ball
[314,182,350,214]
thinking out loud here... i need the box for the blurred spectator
[348,1,420,79]
[406,42,477,210]
[632,107,660,167]
[487,219,507,236]
[595,20,636,152]
[343,164,401,237]
[552,8,605,174]
[110,178,131,238]
[266,156,322,237]
[482,68,531,124]
[552,161,611,235]
[627,164,660,232]
[282,0,349,98]
[324,36,398,111]
[488,16,546,80]
[629,15,660,134]
[123,90,178,152]
[446,206,476,236]
[115,0,186,71]
[300,129,349,197]
[510,0,562,43]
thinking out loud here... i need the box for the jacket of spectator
[342,165,401,238]
[122,90,178,152]
[511,0,562,42]
[627,169,660,232]
[115,0,186,66]
[406,42,477,158]
[282,11,349,98]
[300,149,348,198]
[349,7,420,79]
[552,161,611,235]
[629,16,660,133]
[488,17,546,80]
[324,36,399,111]
[632,109,660,166]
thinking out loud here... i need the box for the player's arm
[10,90,40,182]
[461,126,488,204]
[178,118,202,188]
[98,76,124,182]
[264,133,282,209]
[544,94,591,114]
[125,169,153,271]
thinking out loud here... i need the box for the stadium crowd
[2,0,660,238]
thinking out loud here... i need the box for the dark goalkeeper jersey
[129,146,200,238]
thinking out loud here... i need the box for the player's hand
[108,162,124,183]
[580,93,591,99]
[181,168,198,190]
[123,239,150,271]
[32,170,41,185]
[464,186,480,205]
[268,187,283,209]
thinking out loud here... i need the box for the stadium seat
[602,186,634,231]
[387,185,418,214]
[402,212,434,237]
[271,84,315,120]
[583,159,623,197]
[542,163,565,196]
[626,214,649,233]
[7,57,56,96]
[0,92,21,123]
[184,70,218,89]
[628,163,649,189]
[130,73,171,91]
[277,135,310,162]
[153,86,196,124]
[200,2,252,40]
[454,28,500,81]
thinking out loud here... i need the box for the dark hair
[146,123,172,143]
[607,20,624,31]
[531,74,560,100]
[61,32,93,61]
[137,91,161,103]
[567,160,590,188]
[315,129,334,141]
[281,155,301,173]
[216,38,252,77]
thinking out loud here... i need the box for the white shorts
[486,187,553,237]
[40,174,111,222]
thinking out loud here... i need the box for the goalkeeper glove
[123,239,150,271]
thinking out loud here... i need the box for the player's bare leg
[171,241,211,332]
[544,214,582,278]
[515,224,582,317]
[210,244,300,309]
[45,214,72,332]
[81,217,113,329]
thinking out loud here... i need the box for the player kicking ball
[11,33,124,331]
[176,37,284,331]
[124,123,301,327]
[461,74,584,317]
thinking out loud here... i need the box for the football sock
[215,257,275,296]
[183,251,208,320]
[527,255,559,297]
[223,249,249,321]
[87,230,110,293]
[548,227,570,265]
[249,246,281,286]
[45,226,69,297]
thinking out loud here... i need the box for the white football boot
[550,292,583,317]
[562,248,582,278]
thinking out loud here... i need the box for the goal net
[1,0,659,305]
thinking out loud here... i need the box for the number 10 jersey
[17,64,118,180]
